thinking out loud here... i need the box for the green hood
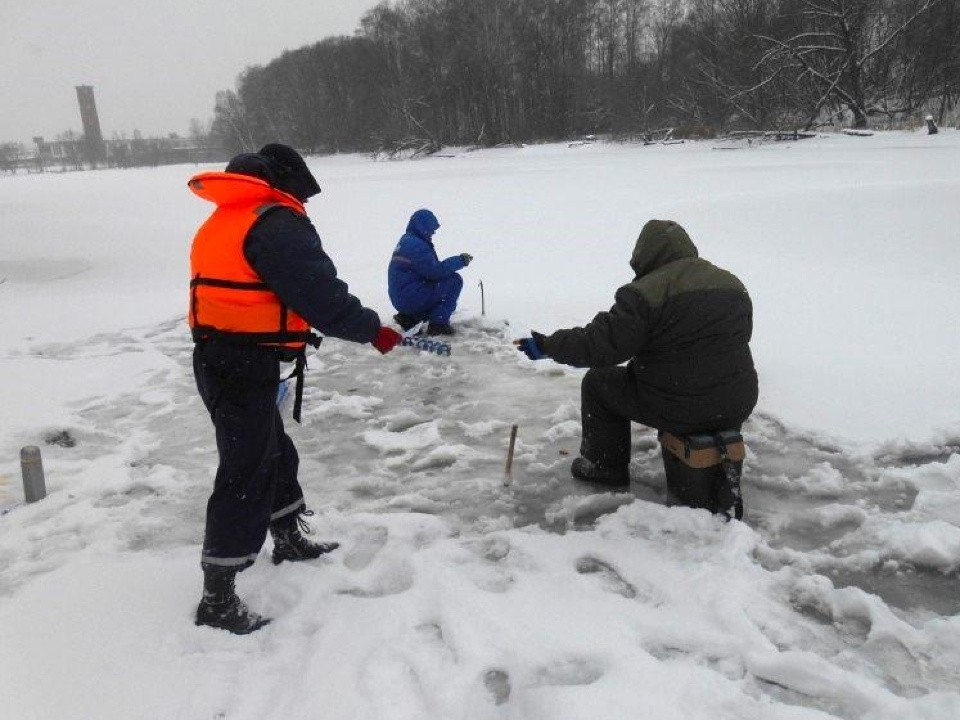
[630,220,698,278]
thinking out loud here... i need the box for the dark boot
[195,564,271,635]
[570,456,630,488]
[270,510,340,565]
[393,313,421,332]
[427,322,455,336]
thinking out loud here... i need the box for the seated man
[388,208,472,335]
[516,219,758,491]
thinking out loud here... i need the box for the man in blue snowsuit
[388,209,472,335]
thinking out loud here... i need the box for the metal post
[20,446,47,503]
[479,280,486,316]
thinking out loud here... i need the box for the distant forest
[211,0,960,154]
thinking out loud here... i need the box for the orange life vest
[187,171,320,352]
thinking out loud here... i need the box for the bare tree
[0,142,24,174]
[211,90,256,153]
[753,0,946,128]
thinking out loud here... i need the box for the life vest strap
[190,277,270,291]
[191,326,322,348]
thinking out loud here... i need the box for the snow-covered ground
[1,132,959,719]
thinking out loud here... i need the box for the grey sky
[1,0,379,144]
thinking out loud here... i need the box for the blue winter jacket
[388,209,466,312]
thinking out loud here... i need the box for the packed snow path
[1,317,959,719]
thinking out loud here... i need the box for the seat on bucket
[658,430,745,520]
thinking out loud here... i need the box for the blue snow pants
[395,273,464,325]
[193,341,305,569]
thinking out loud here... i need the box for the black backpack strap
[713,433,744,521]
[286,351,307,424]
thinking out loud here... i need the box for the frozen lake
[1,133,959,719]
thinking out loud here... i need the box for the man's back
[625,253,757,431]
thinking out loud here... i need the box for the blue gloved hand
[515,332,547,360]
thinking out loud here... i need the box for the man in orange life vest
[188,144,403,634]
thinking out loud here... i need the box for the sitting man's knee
[438,273,463,300]
[581,368,602,394]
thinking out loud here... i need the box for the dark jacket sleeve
[244,208,380,344]
[541,286,649,368]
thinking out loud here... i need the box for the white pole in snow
[20,446,47,503]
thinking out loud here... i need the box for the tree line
[211,0,960,154]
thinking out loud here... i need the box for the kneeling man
[516,220,758,492]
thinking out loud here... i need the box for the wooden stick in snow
[504,424,518,486]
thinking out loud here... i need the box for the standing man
[516,220,757,489]
[188,144,403,634]
[388,208,473,335]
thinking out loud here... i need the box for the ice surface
[1,133,959,719]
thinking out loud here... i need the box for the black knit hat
[225,152,279,186]
[258,143,321,201]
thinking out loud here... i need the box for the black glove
[460,253,473,267]
[516,331,548,360]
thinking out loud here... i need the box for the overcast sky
[1,0,380,144]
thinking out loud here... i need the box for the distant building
[10,86,228,173]
[75,85,107,164]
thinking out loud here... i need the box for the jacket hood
[630,220,698,277]
[406,209,440,240]
[187,171,305,212]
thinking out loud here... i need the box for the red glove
[372,326,403,354]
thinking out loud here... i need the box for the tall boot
[195,564,271,635]
[570,456,630,488]
[270,509,340,565]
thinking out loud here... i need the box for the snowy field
[1,132,959,719]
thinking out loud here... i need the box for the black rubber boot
[570,456,630,488]
[270,510,340,565]
[427,322,455,336]
[393,313,421,331]
[195,565,271,635]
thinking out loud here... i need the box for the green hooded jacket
[542,220,757,430]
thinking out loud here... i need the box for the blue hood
[406,209,440,240]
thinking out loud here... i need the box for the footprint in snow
[575,556,638,599]
[534,656,605,686]
[483,668,511,705]
[343,525,390,570]
[338,557,415,598]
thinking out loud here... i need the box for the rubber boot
[195,564,271,635]
[270,511,340,565]
[570,456,630,488]
[427,322,455,336]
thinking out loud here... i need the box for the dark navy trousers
[193,342,305,569]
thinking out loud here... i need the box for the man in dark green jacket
[516,220,758,487]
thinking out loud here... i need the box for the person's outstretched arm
[245,208,380,343]
[522,286,649,368]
